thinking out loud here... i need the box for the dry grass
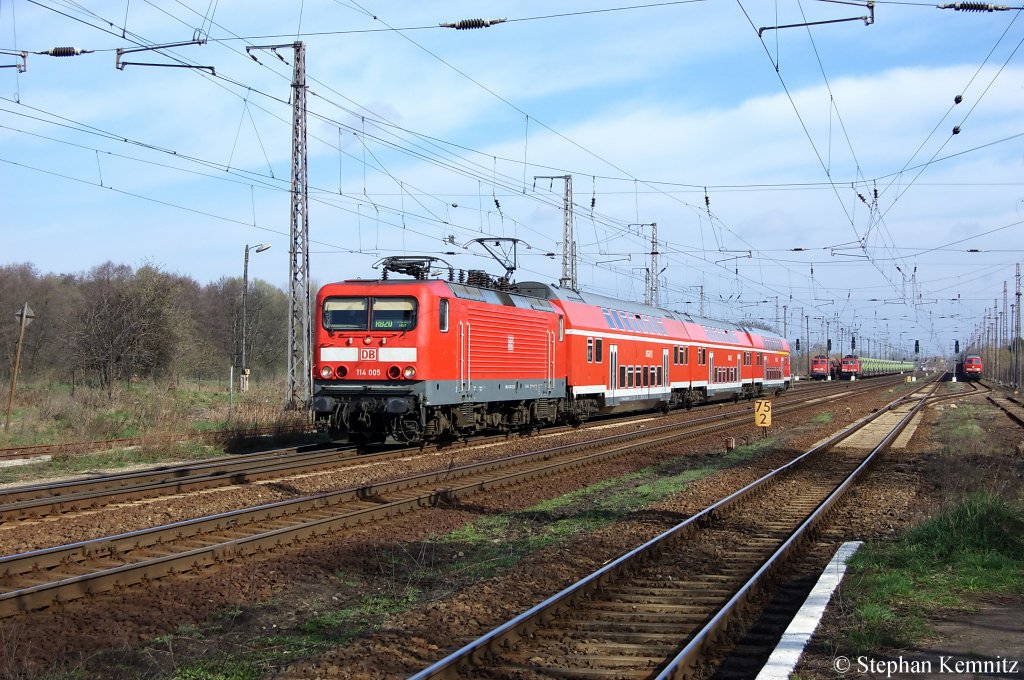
[1,375,309,449]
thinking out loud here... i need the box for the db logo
[359,348,378,361]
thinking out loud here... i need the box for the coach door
[609,344,619,391]
[458,321,470,393]
[662,348,669,394]
[708,352,715,384]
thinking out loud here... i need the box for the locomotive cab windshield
[323,296,418,331]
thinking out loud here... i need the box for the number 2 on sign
[754,399,772,427]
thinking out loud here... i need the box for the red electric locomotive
[810,355,830,380]
[961,354,983,381]
[312,256,791,444]
[838,354,862,380]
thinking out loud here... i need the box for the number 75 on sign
[754,399,772,427]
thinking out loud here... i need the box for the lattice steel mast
[288,41,311,408]
[534,175,575,290]
[247,41,310,408]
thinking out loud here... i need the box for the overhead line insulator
[938,2,1010,10]
[439,18,507,30]
[39,47,92,57]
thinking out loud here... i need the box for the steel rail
[409,374,942,679]
[655,380,941,678]
[0,377,892,521]
[0,379,893,618]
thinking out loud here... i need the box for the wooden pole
[4,305,30,431]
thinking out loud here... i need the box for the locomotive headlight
[320,365,333,378]
[363,335,373,345]
[403,366,416,379]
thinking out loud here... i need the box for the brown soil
[795,385,1024,679]
[1,379,1007,680]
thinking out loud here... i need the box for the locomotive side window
[558,316,565,341]
[371,298,418,330]
[587,338,594,363]
[683,346,689,365]
[323,297,369,330]
[595,338,603,363]
[697,347,707,365]
[439,298,449,332]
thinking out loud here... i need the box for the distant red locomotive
[838,354,862,379]
[960,354,983,381]
[312,257,791,444]
[810,355,830,380]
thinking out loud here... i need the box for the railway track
[409,375,949,679]
[0,425,310,462]
[0,377,897,523]
[0,376,909,618]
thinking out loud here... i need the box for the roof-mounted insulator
[938,2,1009,10]
[439,18,507,30]
[39,47,92,57]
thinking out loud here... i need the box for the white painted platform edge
[754,540,864,680]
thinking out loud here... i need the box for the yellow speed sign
[754,399,772,428]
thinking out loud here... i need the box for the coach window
[673,346,679,365]
[439,299,449,332]
[757,353,763,365]
[595,338,604,362]
[627,366,634,388]
[642,366,649,387]
[657,366,663,386]
[743,352,751,366]
[620,365,627,387]
[587,338,594,363]
[601,308,617,329]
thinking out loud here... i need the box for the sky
[1,0,1022,358]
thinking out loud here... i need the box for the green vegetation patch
[811,412,834,424]
[843,493,1024,651]
[170,591,418,680]
[932,403,991,451]
[131,436,778,678]
[435,435,776,582]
